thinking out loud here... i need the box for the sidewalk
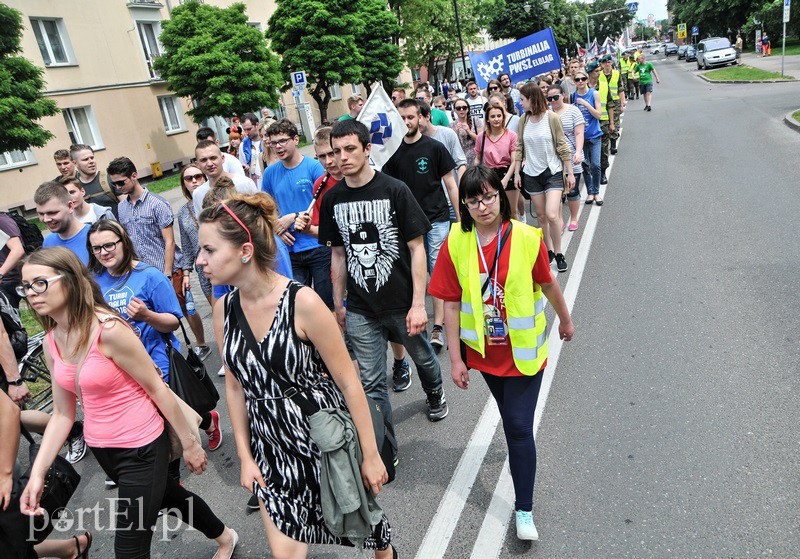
[739,51,800,77]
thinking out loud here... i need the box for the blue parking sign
[692,26,699,35]
[291,71,306,87]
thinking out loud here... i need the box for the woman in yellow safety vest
[428,165,575,542]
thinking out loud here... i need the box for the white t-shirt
[76,203,115,224]
[466,95,487,127]
[522,114,563,177]
[223,152,245,176]
[192,173,259,214]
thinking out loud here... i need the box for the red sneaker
[206,410,222,451]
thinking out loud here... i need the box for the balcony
[127,1,164,9]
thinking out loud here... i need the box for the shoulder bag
[229,290,397,483]
[166,320,219,416]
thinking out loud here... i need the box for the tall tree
[0,4,59,154]
[267,0,363,122]
[154,2,282,123]
[357,0,403,94]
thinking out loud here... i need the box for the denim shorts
[639,82,654,94]
[566,173,582,201]
[522,168,564,195]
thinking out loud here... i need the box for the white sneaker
[65,432,87,464]
[515,510,539,540]
[217,366,225,377]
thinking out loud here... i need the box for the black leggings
[482,371,544,512]
[91,430,224,559]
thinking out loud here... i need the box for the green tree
[357,0,403,94]
[581,0,633,43]
[154,2,282,123]
[267,0,363,122]
[0,4,59,154]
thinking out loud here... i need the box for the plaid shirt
[118,188,183,274]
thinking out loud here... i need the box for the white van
[696,37,738,69]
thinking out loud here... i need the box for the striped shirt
[118,188,183,274]
[522,115,562,177]
[556,105,585,175]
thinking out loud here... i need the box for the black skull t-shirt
[382,135,456,224]
[319,171,431,317]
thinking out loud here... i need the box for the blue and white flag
[468,27,562,88]
[357,85,405,171]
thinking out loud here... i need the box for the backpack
[1,212,44,253]
[0,291,27,360]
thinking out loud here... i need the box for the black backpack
[0,291,27,360]
[2,212,44,254]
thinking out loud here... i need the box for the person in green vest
[618,52,632,102]
[338,95,364,121]
[429,165,574,542]
[587,61,613,185]
[633,54,660,111]
[599,55,626,156]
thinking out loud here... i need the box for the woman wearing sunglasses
[569,70,603,205]
[484,79,502,99]
[429,166,574,542]
[18,247,238,559]
[475,105,519,218]
[450,99,480,166]
[86,220,222,454]
[197,193,395,558]
[547,84,585,231]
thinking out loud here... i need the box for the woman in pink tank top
[17,247,238,559]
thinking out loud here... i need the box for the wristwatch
[8,377,24,386]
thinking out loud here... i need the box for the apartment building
[0,0,369,212]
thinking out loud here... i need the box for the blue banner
[468,28,562,88]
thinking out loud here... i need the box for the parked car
[650,44,662,54]
[696,37,738,69]
[677,45,689,59]
[665,43,679,56]
[685,45,697,62]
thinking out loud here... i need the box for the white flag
[356,85,405,171]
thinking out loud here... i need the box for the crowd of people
[0,50,656,558]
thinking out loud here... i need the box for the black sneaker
[555,253,568,272]
[426,390,449,421]
[600,174,608,185]
[548,250,555,263]
[392,358,412,392]
[194,345,212,361]
[247,494,260,511]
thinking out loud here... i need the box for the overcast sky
[630,0,668,21]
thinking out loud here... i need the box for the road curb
[784,111,800,133]
[697,74,799,84]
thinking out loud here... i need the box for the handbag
[229,290,397,483]
[18,425,81,544]
[478,129,487,166]
[166,321,219,416]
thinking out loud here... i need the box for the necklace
[476,228,499,244]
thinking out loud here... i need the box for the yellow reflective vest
[619,58,632,75]
[600,69,621,101]
[447,220,548,376]
[596,78,610,121]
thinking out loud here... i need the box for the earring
[242,257,248,264]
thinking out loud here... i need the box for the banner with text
[468,27,562,88]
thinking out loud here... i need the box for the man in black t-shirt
[383,98,459,351]
[319,120,448,427]
[70,144,119,210]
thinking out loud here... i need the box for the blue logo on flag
[370,113,393,145]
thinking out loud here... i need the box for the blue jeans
[290,245,333,309]
[583,136,602,196]
[346,310,443,424]
[423,220,451,274]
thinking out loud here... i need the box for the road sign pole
[783,21,786,77]
[783,0,790,77]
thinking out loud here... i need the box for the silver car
[696,37,738,69]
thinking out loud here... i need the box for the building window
[0,150,36,171]
[330,83,342,101]
[63,107,103,150]
[350,83,362,96]
[136,21,163,79]
[158,96,186,133]
[247,22,263,31]
[29,18,75,67]
[412,68,421,81]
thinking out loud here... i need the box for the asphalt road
[24,57,800,558]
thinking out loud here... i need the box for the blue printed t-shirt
[43,224,91,264]
[95,263,182,381]
[261,157,325,254]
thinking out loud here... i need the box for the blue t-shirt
[95,263,182,381]
[571,89,603,140]
[211,234,293,299]
[43,224,91,264]
[261,157,325,254]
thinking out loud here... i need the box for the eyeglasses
[417,96,427,101]
[183,173,205,183]
[463,192,499,210]
[574,77,588,82]
[546,95,561,102]
[267,137,293,148]
[16,275,63,298]
[111,177,129,187]
[213,202,252,246]
[90,240,122,254]
[455,106,469,111]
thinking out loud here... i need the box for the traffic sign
[784,0,791,23]
[692,26,699,35]
[678,23,687,39]
[291,71,307,87]
[627,2,638,13]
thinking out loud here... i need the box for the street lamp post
[585,7,631,52]
[452,0,470,83]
